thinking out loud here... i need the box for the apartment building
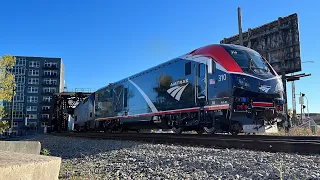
[2,56,65,135]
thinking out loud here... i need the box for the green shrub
[0,120,10,134]
[40,148,51,156]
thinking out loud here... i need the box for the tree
[0,54,16,134]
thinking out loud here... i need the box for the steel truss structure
[51,92,91,131]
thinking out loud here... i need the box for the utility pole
[278,17,288,117]
[10,86,15,134]
[300,92,303,123]
[290,61,313,125]
[292,73,296,124]
[237,7,243,46]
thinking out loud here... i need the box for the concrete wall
[0,141,41,155]
[0,151,61,180]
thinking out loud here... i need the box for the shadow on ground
[6,134,139,159]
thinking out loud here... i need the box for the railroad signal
[299,92,308,122]
[299,96,304,105]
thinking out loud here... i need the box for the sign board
[220,13,301,74]
[299,96,304,105]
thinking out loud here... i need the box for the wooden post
[278,17,288,118]
[10,87,15,130]
[292,74,296,125]
[300,92,303,123]
[238,7,243,46]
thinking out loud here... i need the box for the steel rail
[52,132,320,154]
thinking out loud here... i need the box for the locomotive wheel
[230,122,241,135]
[120,128,128,133]
[196,128,204,134]
[231,130,240,135]
[172,127,183,134]
[204,127,215,134]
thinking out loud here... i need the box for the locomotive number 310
[218,74,227,81]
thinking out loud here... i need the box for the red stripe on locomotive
[189,44,243,73]
[252,102,274,107]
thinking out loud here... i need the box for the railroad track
[52,132,320,154]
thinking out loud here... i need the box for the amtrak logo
[170,79,188,87]
[167,79,189,101]
[259,85,271,93]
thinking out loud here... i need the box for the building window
[43,70,57,77]
[43,87,56,93]
[16,58,26,66]
[42,114,49,119]
[28,78,39,85]
[27,86,38,93]
[17,103,24,111]
[16,84,25,92]
[43,96,52,102]
[43,79,57,85]
[27,114,37,119]
[29,61,40,68]
[4,103,24,111]
[14,112,23,119]
[28,69,39,76]
[13,122,18,127]
[42,106,50,110]
[27,96,38,103]
[4,112,25,119]
[44,62,58,68]
[15,76,25,84]
[27,122,37,128]
[27,106,37,111]
[14,93,24,102]
[12,66,26,75]
[41,122,48,127]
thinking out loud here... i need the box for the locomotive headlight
[237,78,250,88]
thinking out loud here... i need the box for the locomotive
[74,44,285,134]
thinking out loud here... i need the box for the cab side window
[211,61,216,74]
[198,63,205,77]
[185,62,191,76]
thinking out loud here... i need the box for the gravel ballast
[17,134,320,179]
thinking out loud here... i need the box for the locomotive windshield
[227,49,274,76]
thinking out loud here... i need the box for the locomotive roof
[219,44,259,53]
[96,56,178,91]
[96,44,258,91]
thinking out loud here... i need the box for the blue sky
[0,0,319,112]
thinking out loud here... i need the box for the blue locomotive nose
[231,73,283,96]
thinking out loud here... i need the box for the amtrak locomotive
[74,44,285,134]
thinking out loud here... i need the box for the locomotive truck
[74,44,285,134]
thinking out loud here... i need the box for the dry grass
[262,126,320,136]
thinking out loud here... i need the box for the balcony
[42,74,57,78]
[41,108,51,113]
[43,65,58,69]
[42,83,58,87]
[41,92,54,95]
[41,117,50,122]
[41,101,52,105]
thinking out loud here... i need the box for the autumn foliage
[0,54,16,133]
